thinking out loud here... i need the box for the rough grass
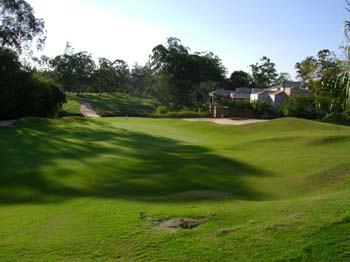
[0,117,350,261]
[62,93,160,116]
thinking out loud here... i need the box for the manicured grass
[0,117,350,261]
[63,93,160,116]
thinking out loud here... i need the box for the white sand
[183,118,268,126]
[80,103,101,118]
[0,120,16,127]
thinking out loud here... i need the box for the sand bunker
[183,118,268,126]
[0,120,16,127]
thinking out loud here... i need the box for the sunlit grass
[0,117,349,261]
[63,92,160,116]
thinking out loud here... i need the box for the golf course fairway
[0,117,350,261]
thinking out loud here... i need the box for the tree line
[35,38,295,111]
[1,0,350,121]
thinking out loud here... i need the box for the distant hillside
[62,93,160,116]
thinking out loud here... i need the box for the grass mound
[63,92,160,116]
[0,117,349,261]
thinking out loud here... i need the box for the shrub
[156,105,168,114]
[281,94,317,119]
[152,111,210,118]
[0,49,66,120]
[322,112,350,125]
[35,77,67,118]
[225,100,274,119]
[251,101,274,118]
[227,100,252,111]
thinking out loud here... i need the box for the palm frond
[343,1,350,109]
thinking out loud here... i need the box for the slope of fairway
[0,117,350,261]
[63,93,160,116]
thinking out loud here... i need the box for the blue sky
[28,0,346,78]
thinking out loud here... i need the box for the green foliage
[92,58,130,93]
[34,75,67,117]
[251,100,275,117]
[295,49,346,113]
[0,49,66,120]
[322,111,350,125]
[295,56,318,83]
[227,99,252,111]
[250,56,278,88]
[276,72,292,85]
[229,70,252,88]
[50,51,96,93]
[281,94,318,119]
[0,0,45,53]
[129,63,155,96]
[151,37,226,110]
[343,3,350,109]
[152,111,209,118]
[218,99,274,118]
[156,105,168,114]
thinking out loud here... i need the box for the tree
[345,0,350,109]
[281,94,317,119]
[0,0,45,53]
[93,58,130,93]
[296,49,345,112]
[250,56,278,88]
[112,59,130,93]
[295,56,318,83]
[150,37,226,110]
[295,51,340,85]
[276,72,291,85]
[0,49,65,119]
[129,63,154,96]
[229,70,252,88]
[50,51,96,93]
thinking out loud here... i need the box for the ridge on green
[0,117,350,261]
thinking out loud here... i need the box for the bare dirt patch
[158,218,204,231]
[140,213,207,232]
[266,223,287,230]
[283,212,303,222]
[266,212,303,230]
[217,226,242,235]
[183,118,268,126]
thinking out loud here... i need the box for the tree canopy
[250,56,278,88]
[0,0,45,53]
[229,70,252,88]
[150,37,226,110]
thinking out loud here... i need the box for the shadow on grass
[0,120,270,204]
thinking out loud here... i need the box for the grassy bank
[62,93,160,116]
[0,117,350,261]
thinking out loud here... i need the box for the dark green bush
[321,112,350,126]
[251,101,275,118]
[281,94,317,119]
[224,100,274,119]
[152,111,210,118]
[227,100,252,111]
[0,49,66,120]
[156,105,168,114]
